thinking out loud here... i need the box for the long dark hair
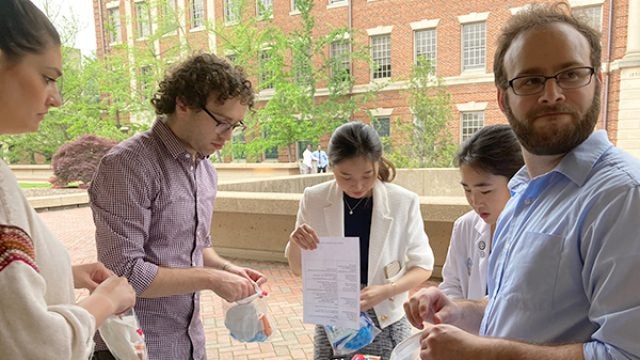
[457,124,524,179]
[328,121,396,182]
[0,0,61,63]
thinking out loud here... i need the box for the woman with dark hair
[439,124,524,300]
[286,121,434,359]
[0,1,135,358]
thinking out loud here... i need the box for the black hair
[0,0,61,62]
[328,121,396,182]
[457,124,524,179]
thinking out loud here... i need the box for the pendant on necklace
[349,210,353,215]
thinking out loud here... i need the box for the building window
[191,0,204,28]
[330,39,351,80]
[462,22,485,71]
[161,0,178,33]
[107,7,121,44]
[259,50,274,89]
[573,5,602,31]
[135,1,151,39]
[371,34,391,79]
[373,116,391,137]
[232,133,246,160]
[461,111,484,142]
[257,0,273,18]
[138,65,153,99]
[224,0,239,24]
[291,0,300,12]
[414,28,436,70]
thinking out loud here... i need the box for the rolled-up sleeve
[89,152,158,294]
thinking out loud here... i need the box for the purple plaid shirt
[89,119,217,360]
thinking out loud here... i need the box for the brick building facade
[93,0,640,161]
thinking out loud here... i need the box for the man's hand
[419,323,485,360]
[211,269,262,302]
[225,264,268,286]
[404,287,458,329]
[72,262,115,291]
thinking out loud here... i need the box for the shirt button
[380,314,388,322]
[524,198,532,205]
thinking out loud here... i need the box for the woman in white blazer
[439,125,523,300]
[286,122,434,359]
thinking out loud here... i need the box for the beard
[504,84,600,156]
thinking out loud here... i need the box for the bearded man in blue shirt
[404,2,640,360]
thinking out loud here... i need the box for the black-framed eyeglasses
[508,66,595,96]
[201,107,246,135]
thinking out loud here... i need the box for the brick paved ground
[38,206,315,360]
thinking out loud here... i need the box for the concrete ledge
[29,193,90,210]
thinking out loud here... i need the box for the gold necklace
[344,197,366,215]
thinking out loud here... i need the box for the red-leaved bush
[50,135,118,188]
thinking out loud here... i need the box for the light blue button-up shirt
[480,131,640,359]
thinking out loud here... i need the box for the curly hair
[151,53,255,115]
[457,124,523,179]
[493,2,602,89]
[328,121,396,182]
[0,0,60,63]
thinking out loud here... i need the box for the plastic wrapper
[98,309,148,360]
[223,284,273,342]
[323,312,382,357]
[389,331,422,360]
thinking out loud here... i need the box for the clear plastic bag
[323,312,382,357]
[98,308,148,360]
[223,284,273,342]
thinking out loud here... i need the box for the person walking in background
[301,144,314,174]
[0,1,135,359]
[89,53,267,360]
[439,125,523,300]
[286,122,434,360]
[313,144,329,173]
[404,3,640,359]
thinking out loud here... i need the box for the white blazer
[439,210,492,300]
[289,179,434,328]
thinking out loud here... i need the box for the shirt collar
[509,130,612,192]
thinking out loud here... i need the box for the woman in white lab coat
[439,125,524,300]
[286,121,434,359]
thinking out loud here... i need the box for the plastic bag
[389,331,421,360]
[323,312,382,357]
[224,284,273,342]
[98,309,148,360]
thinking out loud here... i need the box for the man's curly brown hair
[151,53,255,115]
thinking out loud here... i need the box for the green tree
[214,0,372,162]
[386,59,457,168]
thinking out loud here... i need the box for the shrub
[51,135,118,188]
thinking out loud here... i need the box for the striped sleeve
[0,224,39,273]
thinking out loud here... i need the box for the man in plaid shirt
[89,53,267,360]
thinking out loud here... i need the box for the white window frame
[135,1,151,39]
[370,34,391,80]
[191,0,205,29]
[224,0,239,25]
[256,0,273,19]
[330,39,351,79]
[414,28,437,70]
[461,21,486,72]
[373,116,391,138]
[460,111,485,143]
[107,6,121,45]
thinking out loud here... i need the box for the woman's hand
[360,283,395,311]
[289,223,320,250]
[72,262,114,291]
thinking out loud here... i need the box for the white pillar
[624,0,640,61]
